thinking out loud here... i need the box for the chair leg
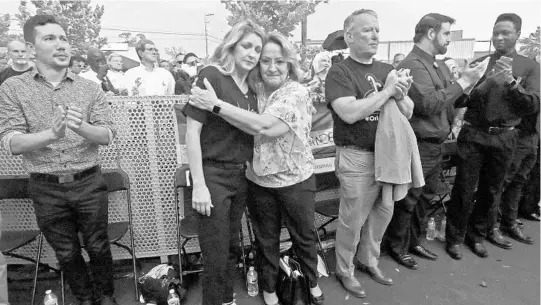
[61,271,65,305]
[175,187,183,286]
[314,222,330,275]
[244,211,255,253]
[31,232,44,305]
[129,237,139,300]
[179,238,191,287]
[239,229,247,282]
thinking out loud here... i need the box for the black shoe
[522,212,541,222]
[487,228,513,250]
[310,293,325,305]
[410,245,438,261]
[446,244,462,260]
[336,274,366,298]
[502,224,534,245]
[355,262,393,286]
[99,296,118,305]
[391,252,418,270]
[466,240,488,258]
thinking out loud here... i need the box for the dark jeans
[386,141,443,255]
[29,169,113,302]
[498,134,539,227]
[446,125,517,244]
[199,165,247,305]
[519,143,540,216]
[247,176,318,293]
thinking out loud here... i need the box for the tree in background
[118,32,147,47]
[16,0,107,54]
[223,0,328,70]
[518,26,540,59]
[0,13,24,46]
[164,46,187,60]
[223,0,325,38]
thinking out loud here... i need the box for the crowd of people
[0,7,538,305]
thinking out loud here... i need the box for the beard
[432,38,448,55]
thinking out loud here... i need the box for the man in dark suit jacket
[385,13,485,269]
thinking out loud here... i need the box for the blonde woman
[183,20,265,305]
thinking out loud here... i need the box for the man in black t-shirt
[326,9,413,298]
[0,40,33,86]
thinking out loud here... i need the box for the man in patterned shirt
[0,15,118,305]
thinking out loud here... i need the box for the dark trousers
[519,143,540,216]
[29,170,113,302]
[199,165,247,305]
[247,176,318,293]
[446,125,517,244]
[386,141,443,255]
[498,134,539,227]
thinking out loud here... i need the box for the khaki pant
[0,213,8,304]
[334,148,394,277]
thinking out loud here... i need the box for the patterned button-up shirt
[246,81,316,188]
[0,69,116,174]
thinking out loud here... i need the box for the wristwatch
[212,105,221,114]
[505,77,518,89]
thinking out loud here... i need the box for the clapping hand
[51,105,67,140]
[485,57,514,86]
[395,68,413,100]
[59,106,85,130]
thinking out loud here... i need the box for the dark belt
[518,129,537,138]
[339,145,374,152]
[464,121,515,135]
[30,165,100,184]
[203,160,247,170]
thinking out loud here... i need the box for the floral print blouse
[246,80,316,188]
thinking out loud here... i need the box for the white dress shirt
[79,70,101,85]
[125,64,175,96]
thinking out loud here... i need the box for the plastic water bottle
[426,217,436,241]
[247,266,259,297]
[167,288,180,305]
[439,217,447,241]
[44,290,58,305]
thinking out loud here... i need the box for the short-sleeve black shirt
[0,66,32,86]
[325,57,393,150]
[182,66,257,164]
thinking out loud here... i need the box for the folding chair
[314,171,340,239]
[59,168,139,303]
[0,175,58,305]
[174,165,203,286]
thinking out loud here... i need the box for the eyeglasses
[259,58,288,67]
